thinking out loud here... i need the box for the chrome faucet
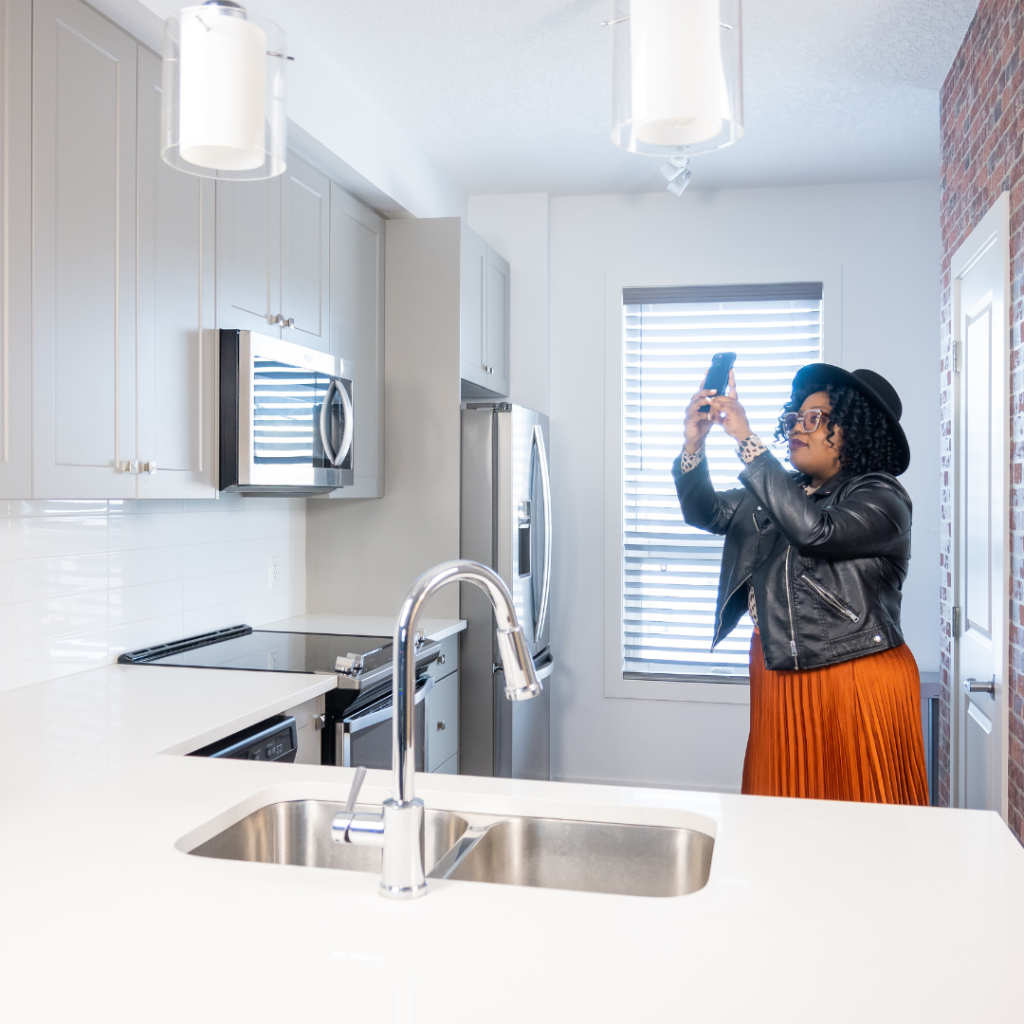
[331,560,542,899]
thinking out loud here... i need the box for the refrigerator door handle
[532,424,553,640]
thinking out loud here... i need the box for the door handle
[963,676,996,695]
[318,379,353,468]
[531,424,552,640]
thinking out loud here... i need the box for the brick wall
[939,0,1024,835]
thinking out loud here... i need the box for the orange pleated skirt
[742,631,929,804]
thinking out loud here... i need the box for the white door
[952,191,1010,817]
[136,47,216,499]
[32,0,138,497]
[280,152,330,351]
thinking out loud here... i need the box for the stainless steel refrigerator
[461,403,553,779]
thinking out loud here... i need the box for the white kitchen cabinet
[0,0,32,498]
[484,245,511,397]
[455,221,510,399]
[216,150,330,349]
[136,47,217,499]
[281,154,331,351]
[32,0,138,498]
[326,183,384,498]
[459,224,488,389]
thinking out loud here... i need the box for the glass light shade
[611,0,743,157]
[161,1,287,179]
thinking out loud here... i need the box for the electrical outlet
[268,556,279,590]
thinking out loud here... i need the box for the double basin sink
[188,798,715,898]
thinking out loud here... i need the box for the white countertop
[1,652,1021,1022]
[261,613,466,642]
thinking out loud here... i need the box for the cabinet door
[280,152,330,351]
[216,176,280,336]
[0,0,32,497]
[485,246,510,397]
[32,0,138,497]
[459,223,489,390]
[136,47,216,499]
[425,670,459,773]
[327,184,383,498]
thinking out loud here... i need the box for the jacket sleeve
[671,453,747,536]
[738,451,911,559]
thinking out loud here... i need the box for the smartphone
[698,351,737,412]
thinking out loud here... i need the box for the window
[622,283,824,680]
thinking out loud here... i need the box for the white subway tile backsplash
[183,539,246,578]
[0,498,304,694]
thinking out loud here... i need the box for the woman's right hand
[682,386,718,455]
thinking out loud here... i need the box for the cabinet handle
[119,461,139,474]
[283,317,295,328]
[268,313,281,325]
[436,721,446,732]
[144,461,157,475]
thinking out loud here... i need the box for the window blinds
[622,284,823,680]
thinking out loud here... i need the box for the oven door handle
[319,379,353,468]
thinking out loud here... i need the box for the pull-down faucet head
[333,560,542,899]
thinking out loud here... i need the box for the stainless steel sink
[189,800,470,876]
[430,816,714,897]
[186,799,713,898]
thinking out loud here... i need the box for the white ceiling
[266,0,978,196]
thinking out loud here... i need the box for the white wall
[468,193,551,415]
[548,181,940,791]
[0,497,305,693]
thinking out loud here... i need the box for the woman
[673,363,928,804]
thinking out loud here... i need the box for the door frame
[950,190,1010,818]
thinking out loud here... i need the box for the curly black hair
[773,378,904,476]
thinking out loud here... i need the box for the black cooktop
[118,624,398,679]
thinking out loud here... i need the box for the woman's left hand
[708,370,753,441]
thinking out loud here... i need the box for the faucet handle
[344,765,367,813]
[332,766,385,848]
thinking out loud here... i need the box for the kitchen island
[0,639,1021,1023]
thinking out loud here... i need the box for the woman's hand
[682,385,719,455]
[708,370,753,442]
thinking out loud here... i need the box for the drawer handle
[436,721,446,732]
[437,653,446,666]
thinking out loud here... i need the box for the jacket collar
[811,467,855,497]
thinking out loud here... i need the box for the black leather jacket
[672,449,912,672]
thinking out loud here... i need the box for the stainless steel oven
[219,329,354,495]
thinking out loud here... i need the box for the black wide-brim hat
[791,363,910,476]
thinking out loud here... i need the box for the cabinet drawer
[425,670,458,772]
[425,632,458,683]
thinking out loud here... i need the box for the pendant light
[161,1,288,179]
[610,0,743,157]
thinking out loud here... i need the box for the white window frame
[603,263,842,704]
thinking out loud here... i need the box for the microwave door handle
[335,379,354,467]
[532,424,552,640]
[319,378,353,467]
[319,379,340,465]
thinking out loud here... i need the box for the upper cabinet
[459,223,510,399]
[32,0,139,498]
[12,0,383,501]
[136,47,216,499]
[216,151,330,351]
[0,0,33,497]
[329,184,384,499]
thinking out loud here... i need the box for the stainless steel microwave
[219,330,354,495]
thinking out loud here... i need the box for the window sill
[606,674,751,705]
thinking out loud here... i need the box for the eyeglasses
[782,408,829,437]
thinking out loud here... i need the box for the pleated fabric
[742,631,929,804]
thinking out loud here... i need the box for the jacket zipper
[713,575,753,649]
[785,548,799,670]
[799,573,861,623]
